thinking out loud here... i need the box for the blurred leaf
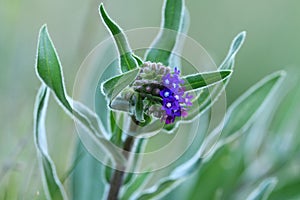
[219,71,285,143]
[72,141,106,200]
[121,172,151,200]
[183,70,232,91]
[145,0,184,66]
[101,68,139,105]
[203,71,285,160]
[99,4,138,72]
[33,85,67,200]
[246,178,277,200]
[35,25,125,164]
[269,178,300,200]
[133,54,144,66]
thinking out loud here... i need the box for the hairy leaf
[183,70,232,91]
[145,0,184,66]
[33,85,67,200]
[99,4,138,72]
[35,25,125,164]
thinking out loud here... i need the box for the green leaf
[101,68,139,105]
[134,93,145,122]
[168,7,190,68]
[36,25,72,111]
[246,178,277,200]
[145,0,184,66]
[33,85,67,200]
[220,71,285,142]
[181,32,246,121]
[35,25,125,164]
[121,172,151,200]
[72,141,106,200]
[183,70,232,91]
[99,4,138,72]
[203,71,285,159]
[219,31,246,70]
[109,111,123,147]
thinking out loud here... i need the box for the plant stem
[107,117,138,200]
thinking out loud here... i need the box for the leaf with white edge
[145,0,184,66]
[202,71,285,160]
[168,7,190,68]
[35,25,125,164]
[36,25,72,111]
[181,31,246,121]
[220,71,285,143]
[246,178,278,200]
[99,4,138,72]
[34,85,68,200]
[183,70,232,91]
[101,68,139,105]
[219,31,246,70]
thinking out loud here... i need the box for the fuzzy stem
[107,117,138,200]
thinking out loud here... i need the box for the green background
[1,0,299,199]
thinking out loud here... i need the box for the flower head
[124,62,194,124]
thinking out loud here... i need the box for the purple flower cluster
[159,67,193,124]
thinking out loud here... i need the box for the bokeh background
[1,0,299,199]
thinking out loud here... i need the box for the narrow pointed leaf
[219,31,246,70]
[182,32,246,121]
[36,25,72,111]
[246,178,277,200]
[145,0,184,66]
[99,4,138,72]
[35,25,125,164]
[183,70,232,91]
[34,85,68,200]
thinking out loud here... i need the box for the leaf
[71,141,106,200]
[220,71,285,142]
[101,68,139,105]
[99,4,138,72]
[145,0,184,66]
[219,31,246,70]
[121,172,151,200]
[203,71,286,160]
[35,25,125,164]
[33,85,68,200]
[36,25,72,111]
[246,178,278,200]
[178,32,246,122]
[183,70,232,91]
[134,93,145,122]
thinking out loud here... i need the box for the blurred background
[0,0,299,199]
